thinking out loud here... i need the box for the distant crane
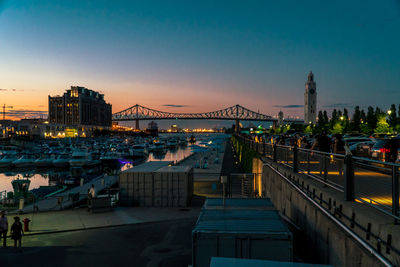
[2,104,13,120]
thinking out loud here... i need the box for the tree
[366,106,377,130]
[398,104,400,120]
[350,106,361,132]
[375,114,391,134]
[323,111,329,125]
[343,108,350,132]
[360,110,366,123]
[304,125,313,134]
[330,109,338,129]
[388,104,398,128]
[317,111,325,130]
[331,122,344,134]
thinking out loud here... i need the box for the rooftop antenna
[2,104,13,120]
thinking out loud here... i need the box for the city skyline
[1,1,400,121]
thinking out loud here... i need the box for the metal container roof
[155,165,192,173]
[210,257,333,267]
[193,209,290,236]
[204,198,274,209]
[122,161,172,173]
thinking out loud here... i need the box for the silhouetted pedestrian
[0,210,8,248]
[89,184,96,198]
[11,216,23,252]
[333,134,347,176]
[311,131,332,175]
[87,184,96,212]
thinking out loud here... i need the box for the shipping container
[192,207,292,267]
[210,257,333,267]
[119,162,193,207]
[119,161,172,206]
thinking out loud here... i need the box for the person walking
[10,216,23,252]
[89,184,96,198]
[333,134,346,176]
[311,131,332,176]
[87,184,96,212]
[0,210,8,248]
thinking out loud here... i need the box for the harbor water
[0,133,228,195]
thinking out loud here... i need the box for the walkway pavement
[3,206,201,236]
[178,141,226,182]
[0,217,197,267]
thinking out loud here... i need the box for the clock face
[309,89,315,94]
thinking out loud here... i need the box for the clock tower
[304,71,317,124]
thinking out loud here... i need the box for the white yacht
[13,154,36,168]
[131,144,148,158]
[149,142,166,152]
[100,151,120,165]
[179,137,188,146]
[69,150,90,167]
[53,153,70,168]
[0,154,19,168]
[35,154,55,167]
[69,150,100,167]
[166,139,178,149]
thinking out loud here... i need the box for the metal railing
[235,135,400,223]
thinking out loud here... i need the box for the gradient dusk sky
[0,0,399,122]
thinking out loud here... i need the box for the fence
[235,135,400,223]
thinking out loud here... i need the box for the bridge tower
[304,71,317,125]
[235,119,240,133]
[278,110,284,126]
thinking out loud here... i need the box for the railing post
[263,142,266,156]
[307,151,310,174]
[323,154,328,183]
[392,165,399,224]
[344,155,355,201]
[273,144,277,162]
[293,144,298,173]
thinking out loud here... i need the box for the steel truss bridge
[112,104,303,130]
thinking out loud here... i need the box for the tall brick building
[48,86,112,128]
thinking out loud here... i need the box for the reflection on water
[0,133,227,194]
[147,147,192,163]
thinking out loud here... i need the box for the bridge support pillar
[135,119,140,130]
[272,120,277,129]
[235,119,240,133]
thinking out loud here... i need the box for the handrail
[234,134,400,223]
[266,162,393,267]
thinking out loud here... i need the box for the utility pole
[2,104,13,120]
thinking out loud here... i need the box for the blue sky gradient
[0,0,399,127]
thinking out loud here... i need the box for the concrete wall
[261,159,399,267]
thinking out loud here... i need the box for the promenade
[2,206,201,236]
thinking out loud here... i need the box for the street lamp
[387,110,392,115]
[340,116,344,121]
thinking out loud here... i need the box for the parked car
[396,148,400,164]
[344,137,372,147]
[349,141,375,158]
[370,133,387,139]
[370,138,400,163]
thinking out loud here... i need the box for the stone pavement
[0,217,197,267]
[3,206,201,236]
